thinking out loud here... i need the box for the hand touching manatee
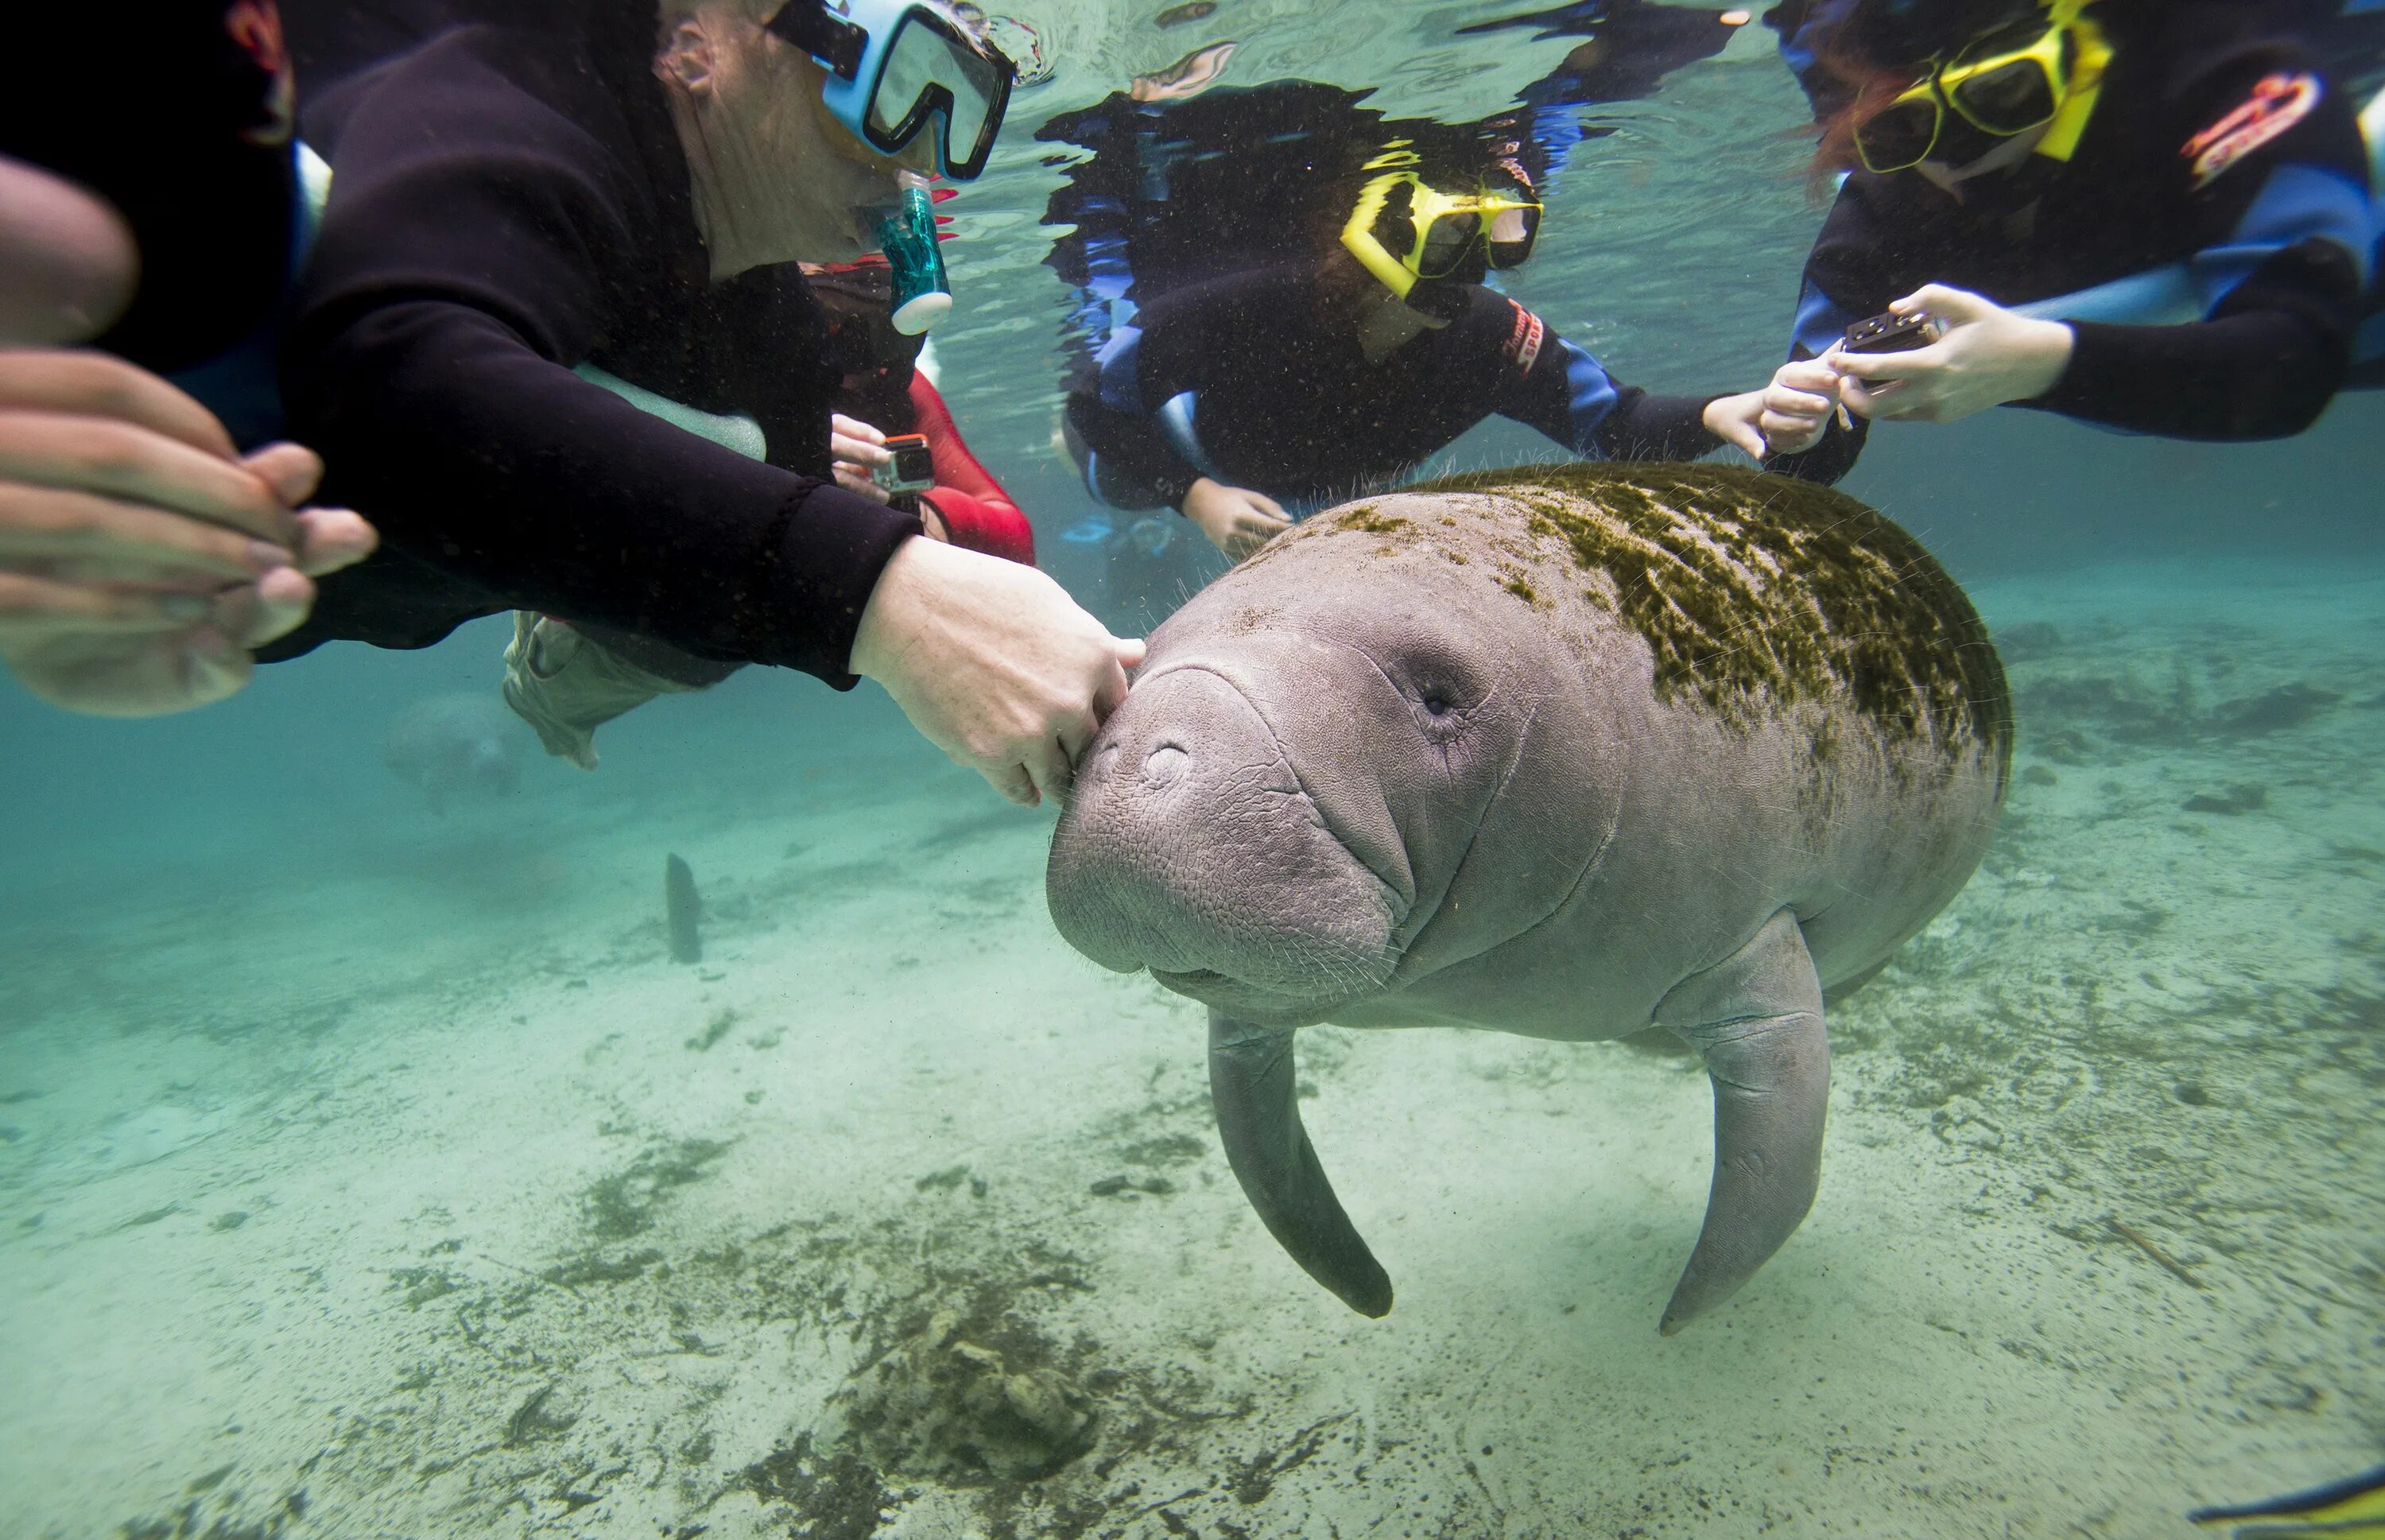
[852,535,1143,807]
[1181,477,1293,559]
[1047,463,2010,1331]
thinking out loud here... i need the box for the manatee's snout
[1049,665,1400,1012]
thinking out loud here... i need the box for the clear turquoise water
[2,6,2381,1537]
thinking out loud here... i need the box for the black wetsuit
[1769,0,2376,485]
[262,18,916,685]
[1065,266,1714,511]
[1,0,300,441]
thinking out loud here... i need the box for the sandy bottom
[2,556,2379,1540]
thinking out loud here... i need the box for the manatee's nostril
[1143,744,1189,785]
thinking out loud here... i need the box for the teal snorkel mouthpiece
[874,174,952,335]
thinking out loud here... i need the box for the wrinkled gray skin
[383,692,525,813]
[1047,466,2009,1332]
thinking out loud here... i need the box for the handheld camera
[1840,310,1939,354]
[871,433,937,495]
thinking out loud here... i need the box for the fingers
[1755,411,1824,454]
[833,464,894,504]
[0,569,232,635]
[0,625,251,717]
[985,761,1038,806]
[0,482,285,581]
[1023,728,1075,807]
[240,441,325,506]
[1839,374,1898,419]
[241,564,319,647]
[1112,636,1147,671]
[1091,649,1138,721]
[0,409,296,543]
[291,506,377,576]
[1700,391,1767,459]
[829,414,890,468]
[0,350,238,458]
[1762,381,1837,420]
[1245,489,1288,519]
[0,561,310,651]
[1896,284,1987,324]
[1828,347,1924,383]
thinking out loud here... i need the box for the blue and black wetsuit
[1768,0,2378,485]
[1065,265,1715,513]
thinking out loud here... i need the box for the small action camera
[871,433,937,495]
[1840,310,1939,354]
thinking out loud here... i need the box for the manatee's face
[464,739,522,795]
[1048,534,1569,1026]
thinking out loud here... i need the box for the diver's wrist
[2010,317,2075,401]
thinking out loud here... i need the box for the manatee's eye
[1421,694,1450,716]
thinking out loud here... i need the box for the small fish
[665,854,703,965]
[2190,1465,2385,1538]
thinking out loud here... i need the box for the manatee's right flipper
[1208,1010,1394,1317]
[1652,909,1830,1336]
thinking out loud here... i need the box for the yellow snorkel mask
[1339,154,1544,322]
[1852,0,2111,173]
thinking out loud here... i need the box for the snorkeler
[270,0,1137,807]
[808,259,1035,566]
[1701,0,2379,479]
[502,256,1042,770]
[1063,157,1717,557]
[0,0,377,716]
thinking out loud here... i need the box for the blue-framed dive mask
[764,0,1016,180]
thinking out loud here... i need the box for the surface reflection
[1035,0,1750,607]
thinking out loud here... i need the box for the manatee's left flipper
[1651,908,1830,1336]
[1208,1010,1394,1317]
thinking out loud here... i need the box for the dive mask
[766,0,1017,180]
[1852,0,2108,173]
[1340,168,1543,320]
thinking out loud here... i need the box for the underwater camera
[1841,309,1941,353]
[872,433,937,495]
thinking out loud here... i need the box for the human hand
[831,413,894,504]
[1832,285,2073,425]
[0,350,376,716]
[1181,477,1291,559]
[850,535,1146,807]
[1702,357,1849,459]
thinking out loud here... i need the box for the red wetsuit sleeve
[909,373,1037,567]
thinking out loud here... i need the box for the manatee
[382,691,526,813]
[1045,462,2010,1332]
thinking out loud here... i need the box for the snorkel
[767,0,1014,333]
[871,170,951,333]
